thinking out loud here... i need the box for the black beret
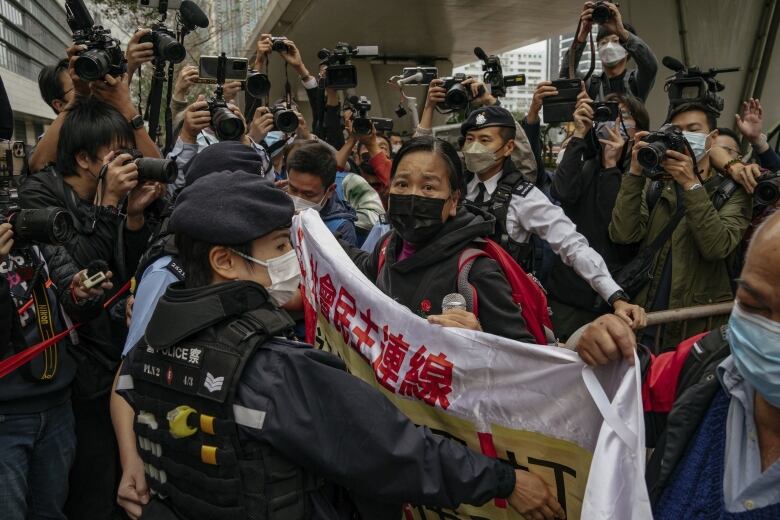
[170,170,294,244]
[461,106,516,136]
[183,141,270,186]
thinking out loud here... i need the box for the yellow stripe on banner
[201,445,218,465]
[200,415,215,435]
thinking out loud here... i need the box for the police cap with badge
[461,105,516,136]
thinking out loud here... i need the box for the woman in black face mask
[342,136,537,343]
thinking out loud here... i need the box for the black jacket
[20,168,150,398]
[124,281,516,518]
[548,136,637,310]
[345,207,535,343]
[0,244,105,413]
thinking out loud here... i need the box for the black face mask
[388,194,447,244]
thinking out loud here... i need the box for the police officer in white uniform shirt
[460,106,646,328]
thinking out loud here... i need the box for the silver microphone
[442,293,467,314]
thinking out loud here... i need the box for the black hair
[668,102,718,132]
[38,59,69,111]
[716,127,740,146]
[359,134,392,153]
[390,135,465,196]
[497,126,516,143]
[604,93,650,131]
[174,233,255,288]
[56,97,135,177]
[597,22,637,43]
[286,141,337,187]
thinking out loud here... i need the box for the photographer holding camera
[0,223,112,520]
[547,90,650,338]
[19,96,167,518]
[609,103,752,347]
[560,1,658,102]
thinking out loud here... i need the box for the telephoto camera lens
[637,142,669,173]
[754,174,780,207]
[11,208,75,246]
[212,107,245,141]
[154,32,186,63]
[445,83,470,111]
[245,72,270,98]
[75,48,111,81]
[136,157,178,184]
[273,108,299,134]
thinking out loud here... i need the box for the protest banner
[293,210,652,520]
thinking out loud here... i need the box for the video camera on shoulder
[542,78,581,124]
[197,55,269,99]
[65,0,126,82]
[662,56,739,115]
[349,96,393,135]
[115,148,177,183]
[474,47,526,99]
[318,42,378,90]
[0,141,74,246]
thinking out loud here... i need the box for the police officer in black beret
[116,171,564,519]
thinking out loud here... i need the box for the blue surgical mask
[682,131,710,163]
[727,302,780,407]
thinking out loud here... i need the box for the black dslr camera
[438,73,485,112]
[0,141,74,246]
[270,36,290,53]
[207,53,245,141]
[591,100,620,122]
[662,56,739,114]
[591,1,617,24]
[637,124,688,177]
[318,42,378,90]
[755,172,780,207]
[139,22,185,63]
[349,96,393,135]
[270,104,299,134]
[474,47,526,99]
[65,0,126,82]
[115,149,178,183]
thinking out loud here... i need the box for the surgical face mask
[682,130,710,163]
[230,248,301,307]
[599,42,627,67]
[595,121,630,141]
[391,143,402,154]
[289,193,326,213]
[387,193,447,244]
[727,302,780,407]
[462,141,506,175]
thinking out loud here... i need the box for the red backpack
[377,236,555,345]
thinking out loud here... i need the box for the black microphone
[662,56,686,72]
[474,46,488,62]
[180,0,209,29]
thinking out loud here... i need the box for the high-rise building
[215,0,269,56]
[454,41,549,116]
[549,27,603,80]
[0,0,71,143]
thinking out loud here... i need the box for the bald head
[735,211,780,323]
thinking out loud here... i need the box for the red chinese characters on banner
[400,346,454,410]
[333,287,357,343]
[318,274,337,322]
[372,326,410,391]
[351,308,379,360]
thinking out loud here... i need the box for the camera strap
[284,63,293,107]
[569,18,597,83]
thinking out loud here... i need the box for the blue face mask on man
[682,130,711,163]
[727,302,780,407]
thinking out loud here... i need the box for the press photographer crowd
[1,0,779,518]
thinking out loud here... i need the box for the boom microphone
[180,0,209,29]
[662,56,686,72]
[474,46,488,62]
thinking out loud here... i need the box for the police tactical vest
[466,168,536,272]
[126,305,316,520]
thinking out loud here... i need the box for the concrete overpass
[246,0,779,135]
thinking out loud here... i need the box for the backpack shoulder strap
[710,178,739,211]
[675,325,731,399]
[456,247,489,316]
[376,235,393,277]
